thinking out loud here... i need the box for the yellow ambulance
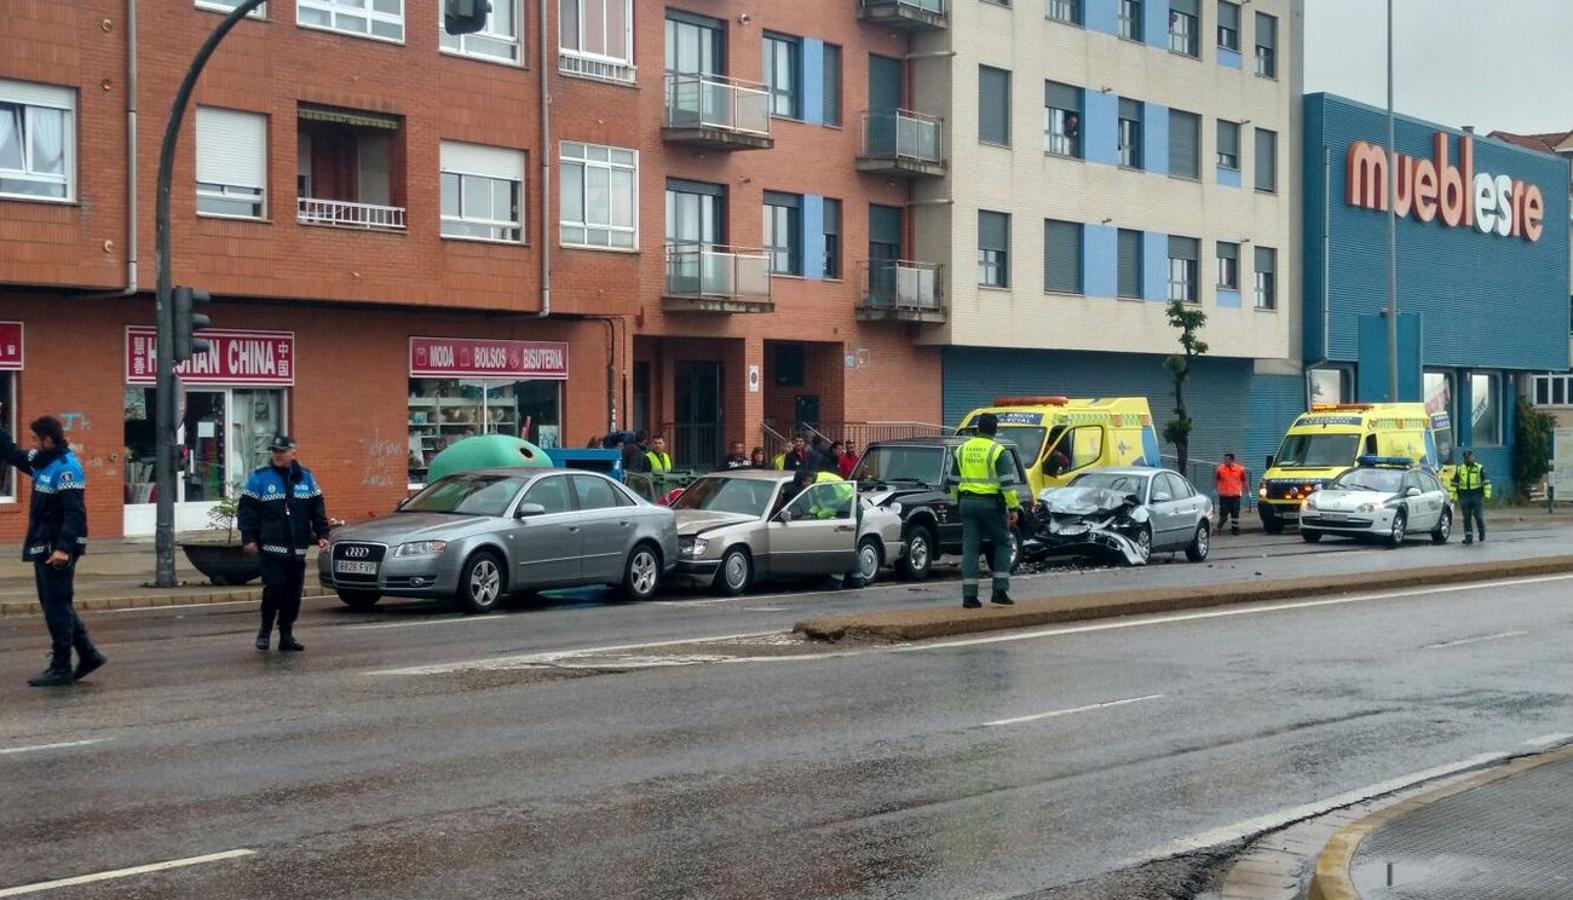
[957,397,1162,497]
[1256,402,1451,533]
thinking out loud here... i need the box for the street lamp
[1385,0,1399,402]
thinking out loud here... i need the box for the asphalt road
[3,523,1572,898]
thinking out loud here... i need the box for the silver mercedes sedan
[318,467,677,613]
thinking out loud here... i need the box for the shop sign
[0,322,20,371]
[1346,132,1545,242]
[408,337,569,380]
[126,327,295,386]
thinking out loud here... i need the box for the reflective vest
[1454,462,1489,495]
[953,437,1020,508]
[646,451,673,473]
[808,470,853,518]
[1215,463,1246,498]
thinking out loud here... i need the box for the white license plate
[335,561,378,575]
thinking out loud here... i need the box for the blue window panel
[802,39,825,125]
[1083,224,1118,298]
[1216,166,1241,188]
[1083,90,1118,166]
[801,194,825,280]
[1142,102,1168,174]
[1141,231,1168,301]
[1217,47,1242,69]
[1355,313,1423,403]
[1086,0,1119,36]
[1216,288,1241,308]
[1143,0,1169,48]
[1455,368,1474,448]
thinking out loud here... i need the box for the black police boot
[1463,534,1474,545]
[255,627,270,651]
[991,590,1015,606]
[73,648,107,682]
[962,597,982,609]
[277,631,304,653]
[28,652,74,688]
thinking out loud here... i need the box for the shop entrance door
[674,361,723,468]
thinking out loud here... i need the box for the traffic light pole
[152,0,265,587]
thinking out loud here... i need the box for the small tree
[207,494,242,543]
[1163,299,1209,472]
[1514,396,1555,502]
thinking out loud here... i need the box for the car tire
[1387,511,1408,548]
[1431,507,1452,544]
[713,546,753,596]
[457,550,506,614]
[897,524,935,582]
[1185,521,1210,562]
[618,543,663,602]
[1302,530,1323,543]
[336,589,381,611]
[855,537,883,586]
[1131,524,1153,566]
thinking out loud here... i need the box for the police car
[1299,456,1452,547]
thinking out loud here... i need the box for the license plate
[335,561,378,575]
[1320,514,1347,522]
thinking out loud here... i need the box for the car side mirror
[1404,487,1422,498]
[776,509,795,523]
[1265,455,1274,470]
[394,496,410,510]
[515,502,547,519]
[1152,491,1173,503]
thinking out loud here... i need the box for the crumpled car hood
[1035,488,1149,566]
[1039,487,1140,516]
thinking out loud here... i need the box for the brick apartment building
[0,0,945,542]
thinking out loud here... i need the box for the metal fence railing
[665,73,771,136]
[860,108,944,165]
[297,197,406,230]
[861,260,943,313]
[665,243,772,304]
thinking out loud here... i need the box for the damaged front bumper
[1037,519,1149,566]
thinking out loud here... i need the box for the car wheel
[619,543,662,602]
[1387,511,1408,548]
[1185,520,1210,562]
[1131,525,1153,566]
[1430,507,1452,544]
[457,551,506,614]
[1302,529,1323,543]
[714,546,753,596]
[336,589,381,611]
[856,537,883,586]
[1261,513,1284,535]
[897,525,935,582]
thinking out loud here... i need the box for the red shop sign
[408,336,569,380]
[125,327,295,386]
[0,322,20,371]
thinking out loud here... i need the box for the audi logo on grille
[342,545,372,559]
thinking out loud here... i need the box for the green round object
[426,435,552,482]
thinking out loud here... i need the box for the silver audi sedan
[319,467,677,613]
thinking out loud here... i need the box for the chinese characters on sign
[125,327,295,386]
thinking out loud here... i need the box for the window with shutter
[1167,235,1199,303]
[1118,98,1143,169]
[1216,120,1239,170]
[1254,127,1277,192]
[440,141,525,242]
[978,66,1011,146]
[196,106,267,219]
[1168,109,1200,180]
[0,79,75,202]
[1043,81,1081,158]
[1216,1,1239,51]
[1117,229,1142,299]
[1253,246,1276,309]
[978,210,1010,287]
[1216,241,1238,289]
[1254,12,1278,77]
[1043,219,1082,294]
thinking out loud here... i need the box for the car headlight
[1355,502,1378,513]
[1303,494,1318,510]
[1257,483,1268,499]
[680,537,709,557]
[394,540,447,557]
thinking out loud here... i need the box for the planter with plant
[179,494,262,586]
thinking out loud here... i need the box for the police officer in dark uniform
[239,435,330,652]
[0,414,105,687]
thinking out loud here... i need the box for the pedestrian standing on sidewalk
[0,414,105,687]
[1453,449,1490,544]
[239,436,330,652]
[945,413,1021,609]
[1214,453,1246,536]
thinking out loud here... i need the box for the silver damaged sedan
[319,468,678,613]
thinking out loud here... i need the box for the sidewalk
[1312,744,1573,899]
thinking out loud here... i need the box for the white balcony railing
[559,50,637,85]
[665,73,771,137]
[297,197,406,231]
[860,109,944,164]
[666,243,772,303]
[862,260,943,312]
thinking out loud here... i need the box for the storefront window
[123,386,289,506]
[1424,371,1455,461]
[1471,372,1501,447]
[1308,368,1347,405]
[0,372,14,501]
[408,378,562,485]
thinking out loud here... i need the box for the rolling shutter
[195,106,266,190]
[440,140,525,180]
[1254,128,1277,190]
[978,65,1011,145]
[1117,229,1142,299]
[1043,219,1082,294]
[1168,109,1200,179]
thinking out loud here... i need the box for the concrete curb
[793,554,1573,642]
[0,590,334,617]
[1306,743,1573,900]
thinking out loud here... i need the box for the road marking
[346,586,847,629]
[1422,630,1527,650]
[0,849,256,897]
[0,739,111,756]
[983,694,1165,728]
[364,630,781,675]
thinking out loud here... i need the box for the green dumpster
[426,435,553,483]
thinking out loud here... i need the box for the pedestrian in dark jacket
[721,441,751,470]
[749,446,769,469]
[622,430,651,474]
[239,435,330,652]
[0,415,104,687]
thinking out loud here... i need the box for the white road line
[364,630,781,675]
[983,694,1165,728]
[0,849,256,897]
[1423,630,1528,650]
[0,739,111,756]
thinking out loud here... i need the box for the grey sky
[1304,0,1571,135]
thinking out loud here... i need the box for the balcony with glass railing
[663,244,774,313]
[857,109,946,178]
[662,73,774,151]
[856,0,947,29]
[858,260,945,323]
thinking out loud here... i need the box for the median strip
[793,555,1573,643]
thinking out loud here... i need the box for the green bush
[1513,397,1555,502]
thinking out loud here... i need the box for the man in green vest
[645,434,673,473]
[1452,449,1490,544]
[945,413,1021,608]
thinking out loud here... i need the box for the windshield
[851,446,945,485]
[671,476,776,517]
[1274,433,1360,468]
[957,426,1048,461]
[1331,468,1404,493]
[402,474,527,517]
[1069,471,1149,496]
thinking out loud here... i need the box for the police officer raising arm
[239,436,330,652]
[0,412,105,687]
[946,413,1022,609]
